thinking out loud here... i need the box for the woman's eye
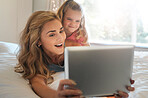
[60,30,64,33]
[49,34,55,37]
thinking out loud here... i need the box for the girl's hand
[81,42,90,46]
[113,79,135,98]
[56,79,83,98]
[65,39,81,47]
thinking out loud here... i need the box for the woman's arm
[30,75,82,98]
[30,75,57,98]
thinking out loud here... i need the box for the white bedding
[0,41,148,98]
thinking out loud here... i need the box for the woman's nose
[56,33,64,41]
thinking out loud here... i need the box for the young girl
[57,0,90,46]
[15,11,134,98]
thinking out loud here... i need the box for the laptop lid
[64,46,134,97]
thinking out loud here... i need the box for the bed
[0,41,148,98]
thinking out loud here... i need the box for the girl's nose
[70,21,76,26]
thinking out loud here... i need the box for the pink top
[66,31,85,46]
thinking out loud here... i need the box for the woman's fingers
[57,79,83,98]
[127,79,135,91]
[58,79,77,91]
[113,79,135,98]
[113,93,122,98]
[127,86,135,91]
[58,89,82,97]
[130,79,135,84]
[117,90,129,98]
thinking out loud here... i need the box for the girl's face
[39,19,66,56]
[63,8,82,36]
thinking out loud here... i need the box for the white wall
[0,0,50,43]
[33,0,48,12]
[0,0,32,43]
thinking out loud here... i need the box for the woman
[15,11,134,98]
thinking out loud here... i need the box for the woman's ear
[37,41,42,47]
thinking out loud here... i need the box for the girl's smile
[63,8,82,36]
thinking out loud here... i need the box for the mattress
[0,41,147,98]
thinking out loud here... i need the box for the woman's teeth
[55,43,62,47]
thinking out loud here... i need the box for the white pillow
[0,54,64,98]
[0,41,65,98]
[0,41,19,54]
[0,64,39,98]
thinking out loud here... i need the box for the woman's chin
[56,49,64,55]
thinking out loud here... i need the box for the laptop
[64,46,134,97]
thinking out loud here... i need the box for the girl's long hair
[15,11,61,83]
[57,0,88,43]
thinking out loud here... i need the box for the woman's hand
[113,79,135,98]
[56,79,83,98]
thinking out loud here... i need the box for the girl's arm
[65,39,81,46]
[65,39,90,46]
[30,75,82,98]
[81,42,90,46]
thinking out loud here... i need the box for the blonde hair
[15,11,61,83]
[57,0,88,43]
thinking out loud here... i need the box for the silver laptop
[64,46,134,97]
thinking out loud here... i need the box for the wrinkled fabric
[0,41,148,98]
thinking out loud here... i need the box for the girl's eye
[49,34,55,37]
[76,20,80,22]
[67,18,72,20]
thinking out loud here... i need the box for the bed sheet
[0,41,148,98]
[129,51,148,98]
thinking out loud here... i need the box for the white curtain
[47,0,65,12]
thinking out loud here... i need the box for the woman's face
[63,8,82,36]
[39,19,66,56]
